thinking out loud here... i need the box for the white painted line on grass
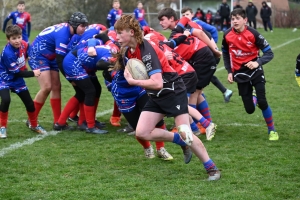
[0,109,113,157]
[216,37,300,72]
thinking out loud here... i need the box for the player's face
[231,14,247,32]
[159,16,174,30]
[17,4,25,13]
[182,11,193,20]
[76,24,88,35]
[137,3,143,9]
[116,29,133,47]
[113,2,120,9]
[8,35,22,48]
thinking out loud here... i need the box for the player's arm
[56,54,66,76]
[221,35,232,74]
[295,54,300,87]
[27,22,31,38]
[2,18,10,33]
[254,32,274,66]
[164,30,190,49]
[106,12,112,27]
[14,69,41,78]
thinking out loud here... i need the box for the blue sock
[197,100,212,122]
[199,117,210,128]
[190,122,199,132]
[203,159,217,172]
[262,106,275,133]
[172,133,187,146]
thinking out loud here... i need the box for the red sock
[0,111,8,127]
[84,105,95,128]
[69,104,79,118]
[135,136,151,149]
[57,97,79,125]
[50,98,61,123]
[27,111,37,127]
[112,100,121,117]
[34,101,44,118]
[94,97,99,119]
[78,103,86,125]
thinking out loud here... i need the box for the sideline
[0,109,112,157]
[1,37,299,157]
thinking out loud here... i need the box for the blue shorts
[139,20,148,27]
[28,55,58,72]
[63,53,89,81]
[6,78,28,93]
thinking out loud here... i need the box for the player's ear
[130,29,134,36]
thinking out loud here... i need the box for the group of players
[0,0,286,181]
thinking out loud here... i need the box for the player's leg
[238,82,256,114]
[0,88,10,138]
[254,82,278,140]
[49,70,61,124]
[17,89,47,134]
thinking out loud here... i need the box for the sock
[94,97,99,120]
[50,98,61,123]
[172,133,187,146]
[112,101,121,117]
[34,101,44,118]
[203,159,218,172]
[69,104,79,118]
[262,106,275,133]
[190,122,199,132]
[78,103,86,126]
[135,136,151,148]
[84,105,95,128]
[0,111,8,127]
[57,97,79,125]
[199,117,211,128]
[27,111,37,127]
[197,100,212,122]
[155,123,166,150]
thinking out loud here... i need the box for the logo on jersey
[59,43,67,48]
[176,105,180,110]
[142,53,151,62]
[232,50,253,57]
[246,42,253,46]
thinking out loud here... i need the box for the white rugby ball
[126,58,149,80]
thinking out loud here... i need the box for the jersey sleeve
[3,55,20,74]
[253,30,274,65]
[221,32,232,73]
[55,29,71,56]
[141,41,163,77]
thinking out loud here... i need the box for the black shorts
[237,74,266,96]
[181,71,197,93]
[143,91,189,117]
[190,47,217,90]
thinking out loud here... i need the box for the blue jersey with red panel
[29,23,72,60]
[111,70,146,113]
[134,8,148,27]
[3,11,31,42]
[192,18,218,43]
[107,8,122,27]
[0,42,28,92]
[67,34,82,52]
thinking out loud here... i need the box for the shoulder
[223,27,232,36]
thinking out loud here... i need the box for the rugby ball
[126,58,149,80]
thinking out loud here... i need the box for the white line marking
[0,110,112,157]
[217,37,300,72]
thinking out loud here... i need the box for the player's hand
[295,75,300,87]
[183,30,190,37]
[124,67,135,85]
[245,61,259,70]
[164,50,173,60]
[213,48,222,58]
[227,73,234,83]
[87,47,97,56]
[33,69,41,77]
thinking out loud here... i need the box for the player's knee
[177,124,192,135]
[245,107,255,114]
[257,100,268,110]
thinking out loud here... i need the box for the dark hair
[157,7,178,21]
[230,8,246,19]
[5,25,22,39]
[18,1,25,5]
[181,7,193,14]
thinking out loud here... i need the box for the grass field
[0,28,300,200]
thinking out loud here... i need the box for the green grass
[0,28,300,200]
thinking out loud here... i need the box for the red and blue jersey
[107,8,122,27]
[3,11,31,41]
[29,23,72,60]
[134,8,148,27]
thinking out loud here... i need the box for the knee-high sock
[155,123,166,150]
[0,111,8,127]
[27,111,37,127]
[262,106,275,133]
[197,100,212,122]
[50,98,61,123]
[69,104,79,118]
[34,101,44,118]
[112,100,121,117]
[135,136,151,149]
[84,105,95,129]
[57,97,79,125]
